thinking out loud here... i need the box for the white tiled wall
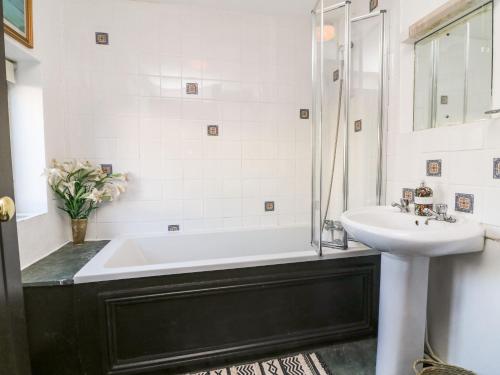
[386,0,500,229]
[9,0,69,269]
[60,0,312,237]
[390,1,500,373]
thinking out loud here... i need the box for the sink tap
[424,204,456,224]
[391,198,410,213]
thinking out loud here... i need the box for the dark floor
[316,338,377,375]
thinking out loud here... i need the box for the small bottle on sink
[414,182,433,216]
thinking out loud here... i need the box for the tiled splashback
[386,0,500,229]
[387,120,500,227]
[61,0,311,237]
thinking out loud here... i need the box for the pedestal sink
[341,206,484,375]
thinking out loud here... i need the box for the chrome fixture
[485,108,500,115]
[424,204,457,224]
[391,198,410,213]
[323,220,348,250]
[321,44,345,236]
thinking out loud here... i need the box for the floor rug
[188,353,331,375]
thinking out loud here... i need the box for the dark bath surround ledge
[22,240,109,287]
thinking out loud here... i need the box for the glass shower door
[312,5,386,255]
[348,13,386,210]
[311,2,350,252]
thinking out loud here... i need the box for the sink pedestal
[376,253,430,375]
[341,206,485,374]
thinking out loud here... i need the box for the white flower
[44,167,64,186]
[45,159,129,218]
[63,181,76,197]
[86,188,106,204]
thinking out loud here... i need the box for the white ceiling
[134,0,320,15]
[134,0,370,16]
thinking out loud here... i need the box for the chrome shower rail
[377,10,387,206]
[312,1,350,15]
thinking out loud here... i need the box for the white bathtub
[74,225,377,283]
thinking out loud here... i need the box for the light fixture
[316,24,336,42]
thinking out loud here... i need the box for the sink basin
[341,205,485,375]
[341,206,485,257]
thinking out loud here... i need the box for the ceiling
[133,0,370,16]
[132,0,361,15]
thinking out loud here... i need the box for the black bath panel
[25,256,380,375]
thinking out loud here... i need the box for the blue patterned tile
[426,159,442,177]
[95,32,109,45]
[354,120,362,133]
[207,125,219,136]
[186,82,198,95]
[333,69,340,82]
[402,188,414,203]
[265,201,275,212]
[493,158,500,179]
[100,164,113,175]
[455,193,474,214]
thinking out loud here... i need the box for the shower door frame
[311,2,388,256]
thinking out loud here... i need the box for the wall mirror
[414,2,493,131]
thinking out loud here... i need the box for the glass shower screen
[311,3,386,255]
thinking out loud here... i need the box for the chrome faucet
[324,219,343,232]
[424,204,456,224]
[323,220,348,250]
[391,198,410,213]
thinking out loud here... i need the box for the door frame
[0,3,32,372]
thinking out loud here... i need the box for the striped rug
[189,353,331,375]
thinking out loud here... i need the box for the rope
[413,325,476,374]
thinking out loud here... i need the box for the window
[5,40,48,220]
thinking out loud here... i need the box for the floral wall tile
[265,201,275,212]
[300,109,309,119]
[402,188,415,203]
[494,158,500,179]
[455,193,474,213]
[207,125,219,136]
[95,32,109,45]
[426,159,442,177]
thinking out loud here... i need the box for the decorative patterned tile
[354,120,362,133]
[455,193,474,213]
[493,158,500,179]
[207,125,219,136]
[299,109,309,120]
[402,188,415,203]
[265,201,275,212]
[100,164,113,175]
[333,69,340,82]
[168,224,180,232]
[95,32,109,45]
[186,82,198,95]
[426,159,442,177]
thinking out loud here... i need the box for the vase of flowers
[45,160,127,244]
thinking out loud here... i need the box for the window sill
[16,212,47,223]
